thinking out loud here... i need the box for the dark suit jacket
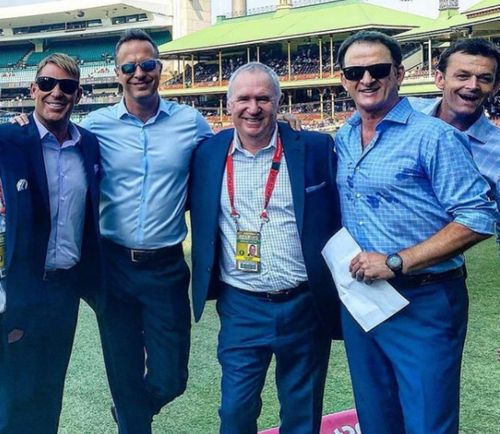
[0,116,103,313]
[189,122,342,339]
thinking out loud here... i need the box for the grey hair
[227,62,282,101]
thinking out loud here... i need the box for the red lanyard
[226,135,284,225]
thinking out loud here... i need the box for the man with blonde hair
[0,53,101,434]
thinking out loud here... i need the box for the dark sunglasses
[342,63,393,81]
[117,59,160,74]
[36,76,80,94]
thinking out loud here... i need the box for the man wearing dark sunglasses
[0,53,102,434]
[9,30,212,434]
[335,31,496,434]
[78,29,212,434]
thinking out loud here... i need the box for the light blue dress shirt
[408,96,500,250]
[336,97,496,274]
[34,114,87,270]
[218,128,308,292]
[80,98,212,249]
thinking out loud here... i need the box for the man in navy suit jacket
[0,53,101,434]
[190,62,342,434]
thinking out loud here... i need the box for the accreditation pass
[235,230,261,273]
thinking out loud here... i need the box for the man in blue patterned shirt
[408,38,500,254]
[335,31,496,434]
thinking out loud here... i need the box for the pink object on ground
[259,408,360,434]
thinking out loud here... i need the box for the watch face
[387,254,402,269]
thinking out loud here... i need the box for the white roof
[0,0,170,24]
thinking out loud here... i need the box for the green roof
[160,0,431,55]
[397,7,500,41]
[466,0,500,13]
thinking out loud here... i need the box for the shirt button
[355,193,361,198]
[359,221,364,226]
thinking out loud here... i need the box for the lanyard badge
[226,136,283,273]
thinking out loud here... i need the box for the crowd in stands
[164,42,438,88]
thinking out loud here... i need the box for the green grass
[59,239,499,433]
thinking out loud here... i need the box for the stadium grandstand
[0,0,211,122]
[158,0,500,131]
[0,0,499,130]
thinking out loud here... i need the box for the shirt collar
[347,97,412,127]
[117,96,174,120]
[422,97,442,116]
[427,98,490,144]
[231,125,278,156]
[464,112,492,144]
[33,112,81,148]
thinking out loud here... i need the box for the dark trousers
[216,283,331,434]
[0,269,80,434]
[98,240,191,434]
[342,277,468,434]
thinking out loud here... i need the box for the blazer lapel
[207,130,233,225]
[278,123,305,237]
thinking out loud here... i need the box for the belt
[103,238,182,263]
[43,266,78,282]
[388,266,466,289]
[232,281,309,302]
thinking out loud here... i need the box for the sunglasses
[117,59,160,74]
[342,63,393,81]
[36,76,80,94]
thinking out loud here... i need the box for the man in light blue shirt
[335,31,496,434]
[408,38,500,254]
[79,30,212,434]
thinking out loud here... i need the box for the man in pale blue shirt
[0,53,102,434]
[79,30,212,434]
[335,31,496,434]
[408,38,500,254]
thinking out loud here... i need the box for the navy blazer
[0,117,103,311]
[189,122,342,339]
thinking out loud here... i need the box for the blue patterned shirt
[336,97,496,273]
[81,98,212,249]
[408,96,500,251]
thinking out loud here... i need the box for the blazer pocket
[305,181,327,194]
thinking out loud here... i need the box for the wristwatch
[385,253,404,276]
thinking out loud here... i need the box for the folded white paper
[321,228,409,332]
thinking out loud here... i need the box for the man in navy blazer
[190,62,342,434]
[0,53,101,434]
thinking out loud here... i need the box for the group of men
[0,27,498,434]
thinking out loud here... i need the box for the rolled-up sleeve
[424,128,496,235]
